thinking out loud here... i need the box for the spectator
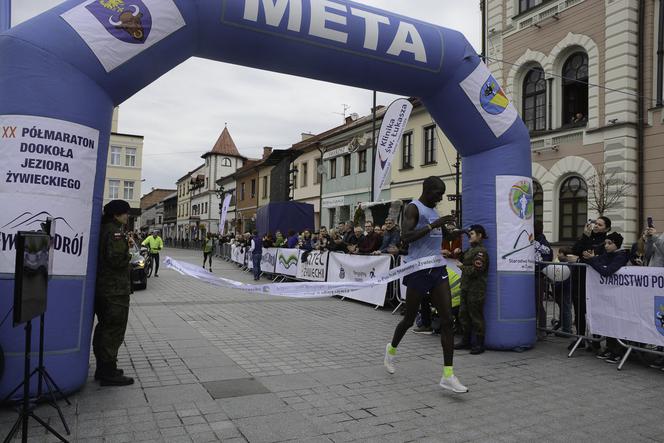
[249,229,263,281]
[646,223,664,267]
[586,232,629,364]
[376,218,401,255]
[571,112,587,124]
[567,216,611,350]
[263,232,275,248]
[346,226,364,254]
[315,226,330,250]
[342,221,355,243]
[358,221,381,254]
[274,231,286,247]
[534,220,553,338]
[327,228,347,252]
[551,247,574,334]
[299,230,313,251]
[374,225,383,239]
[286,230,299,248]
[630,230,648,266]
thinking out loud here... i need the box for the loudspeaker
[13,231,50,327]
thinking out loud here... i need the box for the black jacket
[586,250,629,277]
[573,231,608,262]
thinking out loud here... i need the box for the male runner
[384,176,468,393]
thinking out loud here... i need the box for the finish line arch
[0,0,534,397]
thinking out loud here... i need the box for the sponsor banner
[373,98,413,202]
[219,193,232,235]
[260,247,277,274]
[275,248,300,277]
[0,115,99,276]
[296,250,328,282]
[231,245,244,264]
[496,176,534,272]
[61,0,186,72]
[459,62,518,138]
[327,253,391,306]
[586,267,664,347]
[164,254,445,298]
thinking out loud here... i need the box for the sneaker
[383,344,395,374]
[605,353,622,364]
[596,350,612,359]
[439,375,468,393]
[412,326,433,335]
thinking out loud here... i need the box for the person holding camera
[93,199,134,386]
[645,220,664,267]
[453,225,489,354]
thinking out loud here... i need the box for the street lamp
[215,185,225,235]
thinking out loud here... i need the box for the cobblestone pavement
[2,248,664,442]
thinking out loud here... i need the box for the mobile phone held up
[647,216,654,228]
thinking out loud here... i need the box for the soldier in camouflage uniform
[454,224,489,355]
[92,199,134,386]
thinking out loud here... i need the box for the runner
[384,176,468,393]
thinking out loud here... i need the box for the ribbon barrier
[164,254,445,299]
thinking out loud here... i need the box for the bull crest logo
[86,0,152,44]
[655,297,664,337]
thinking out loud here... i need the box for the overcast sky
[12,1,481,195]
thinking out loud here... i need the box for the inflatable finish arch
[0,0,534,396]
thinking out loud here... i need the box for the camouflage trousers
[93,296,130,365]
[458,288,486,337]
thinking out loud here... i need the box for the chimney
[262,146,273,159]
[301,132,315,141]
[345,116,353,124]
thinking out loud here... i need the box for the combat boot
[470,335,485,355]
[454,334,471,350]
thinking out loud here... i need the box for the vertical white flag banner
[496,176,535,272]
[219,193,232,235]
[373,98,413,202]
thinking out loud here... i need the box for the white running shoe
[384,344,395,374]
[439,375,468,393]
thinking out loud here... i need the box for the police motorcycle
[130,247,149,290]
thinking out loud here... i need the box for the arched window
[561,52,588,126]
[522,67,546,132]
[222,157,232,167]
[558,176,587,241]
[533,180,544,222]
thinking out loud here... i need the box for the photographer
[645,221,664,267]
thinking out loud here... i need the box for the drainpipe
[638,0,645,231]
[657,0,664,106]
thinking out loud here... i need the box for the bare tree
[587,166,633,216]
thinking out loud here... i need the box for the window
[251,179,256,198]
[262,176,268,198]
[314,159,322,184]
[358,150,367,173]
[123,181,134,200]
[558,176,588,241]
[402,132,413,168]
[301,161,308,187]
[110,146,121,165]
[562,52,589,126]
[330,158,337,179]
[241,182,245,200]
[125,147,136,167]
[519,0,544,14]
[534,180,544,222]
[522,67,546,132]
[423,125,436,165]
[223,157,232,166]
[343,154,351,176]
[109,179,120,198]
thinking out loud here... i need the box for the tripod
[3,315,70,443]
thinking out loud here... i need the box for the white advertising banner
[373,98,413,202]
[260,247,277,274]
[231,245,244,264]
[275,248,300,277]
[61,0,186,72]
[327,253,391,306]
[0,115,99,276]
[219,193,232,235]
[587,267,664,347]
[495,176,535,272]
[296,250,329,282]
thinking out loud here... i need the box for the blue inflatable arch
[0,0,534,397]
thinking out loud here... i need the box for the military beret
[104,199,131,216]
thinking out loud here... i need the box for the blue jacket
[286,235,298,248]
[587,250,629,277]
[380,228,401,253]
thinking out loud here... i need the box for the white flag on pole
[219,193,232,235]
[373,98,413,202]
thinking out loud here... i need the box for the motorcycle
[130,247,148,290]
